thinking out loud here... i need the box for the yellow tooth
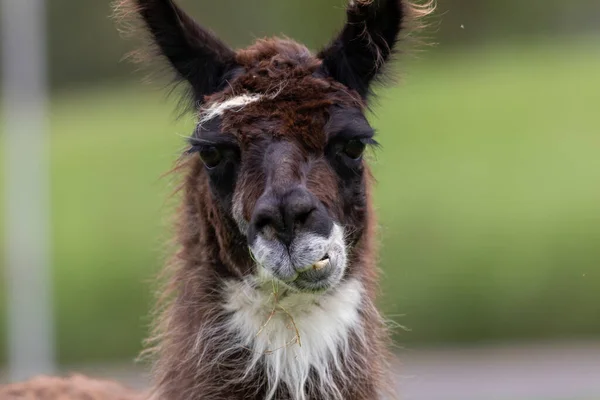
[313,259,330,271]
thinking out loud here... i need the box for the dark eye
[198,146,222,168]
[342,139,366,160]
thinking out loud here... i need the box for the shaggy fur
[1,1,434,399]
[223,277,366,400]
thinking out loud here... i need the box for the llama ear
[117,0,237,104]
[318,0,412,99]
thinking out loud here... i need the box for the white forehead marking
[199,94,263,124]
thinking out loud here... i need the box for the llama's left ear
[318,0,414,99]
[115,0,238,105]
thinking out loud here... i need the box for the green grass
[1,37,600,364]
[374,38,600,344]
[0,87,190,363]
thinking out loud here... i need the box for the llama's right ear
[116,0,237,104]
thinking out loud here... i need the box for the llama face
[188,43,375,291]
[118,0,413,290]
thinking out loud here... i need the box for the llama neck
[148,169,392,400]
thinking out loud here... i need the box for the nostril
[295,207,316,227]
[254,214,272,232]
[284,190,319,234]
[250,202,285,240]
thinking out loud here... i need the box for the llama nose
[249,188,322,246]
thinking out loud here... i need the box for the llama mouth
[312,255,330,271]
[289,254,342,292]
[260,254,337,293]
[295,254,330,274]
[250,224,347,292]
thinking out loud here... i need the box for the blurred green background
[1,0,599,368]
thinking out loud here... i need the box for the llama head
[117,0,426,292]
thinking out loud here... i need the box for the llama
[0,0,433,399]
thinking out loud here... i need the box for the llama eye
[342,139,366,160]
[198,146,222,168]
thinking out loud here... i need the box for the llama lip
[289,255,340,292]
[295,254,330,273]
[312,255,330,271]
[250,224,347,291]
[260,254,336,292]
[292,266,341,292]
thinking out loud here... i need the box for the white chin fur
[249,223,347,290]
[223,277,364,400]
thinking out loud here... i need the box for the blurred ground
[3,341,599,400]
[396,341,600,400]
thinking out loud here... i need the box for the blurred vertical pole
[1,0,55,381]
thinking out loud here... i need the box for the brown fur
[2,1,435,399]
[144,161,390,400]
[143,37,391,400]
